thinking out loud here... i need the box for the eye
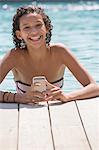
[24,26,30,29]
[36,23,42,28]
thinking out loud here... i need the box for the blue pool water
[0,1,99,92]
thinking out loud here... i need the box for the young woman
[0,6,99,104]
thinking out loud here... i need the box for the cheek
[41,24,47,32]
[42,27,47,35]
[21,32,27,39]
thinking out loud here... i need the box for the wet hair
[12,6,53,49]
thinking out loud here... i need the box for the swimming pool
[0,1,99,92]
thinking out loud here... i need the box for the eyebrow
[21,21,43,26]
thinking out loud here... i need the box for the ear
[46,28,49,33]
[45,25,49,33]
[15,30,22,40]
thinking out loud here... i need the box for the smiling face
[16,13,48,48]
[12,6,53,49]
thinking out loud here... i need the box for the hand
[44,80,64,102]
[16,91,46,104]
[44,80,71,103]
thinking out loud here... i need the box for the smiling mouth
[29,35,42,42]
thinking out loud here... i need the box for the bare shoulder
[50,43,70,54]
[3,48,25,61]
[8,48,23,57]
[1,48,25,68]
[3,48,18,58]
[50,43,72,60]
[50,43,80,65]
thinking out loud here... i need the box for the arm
[45,44,99,102]
[0,50,45,104]
[45,80,99,102]
[0,49,15,83]
[0,91,45,104]
[60,84,99,102]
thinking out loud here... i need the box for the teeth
[30,36,41,40]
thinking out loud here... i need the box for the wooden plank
[48,101,91,150]
[18,102,54,150]
[76,97,99,150]
[0,103,18,150]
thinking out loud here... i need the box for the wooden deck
[0,97,99,150]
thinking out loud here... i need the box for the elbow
[94,84,99,96]
[89,83,99,96]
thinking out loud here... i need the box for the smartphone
[32,76,46,92]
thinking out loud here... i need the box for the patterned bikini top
[15,77,64,93]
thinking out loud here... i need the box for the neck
[27,44,48,61]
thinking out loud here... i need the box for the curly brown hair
[12,6,53,49]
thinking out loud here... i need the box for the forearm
[0,91,44,104]
[0,91,4,102]
[0,91,24,103]
[63,83,99,102]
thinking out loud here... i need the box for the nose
[30,27,38,34]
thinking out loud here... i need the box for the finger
[26,90,45,97]
[53,89,62,96]
[50,87,61,92]
[45,93,61,102]
[33,91,45,98]
[31,101,38,105]
[45,95,53,101]
[32,96,45,103]
[46,88,61,97]
[45,79,55,89]
[44,86,60,95]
